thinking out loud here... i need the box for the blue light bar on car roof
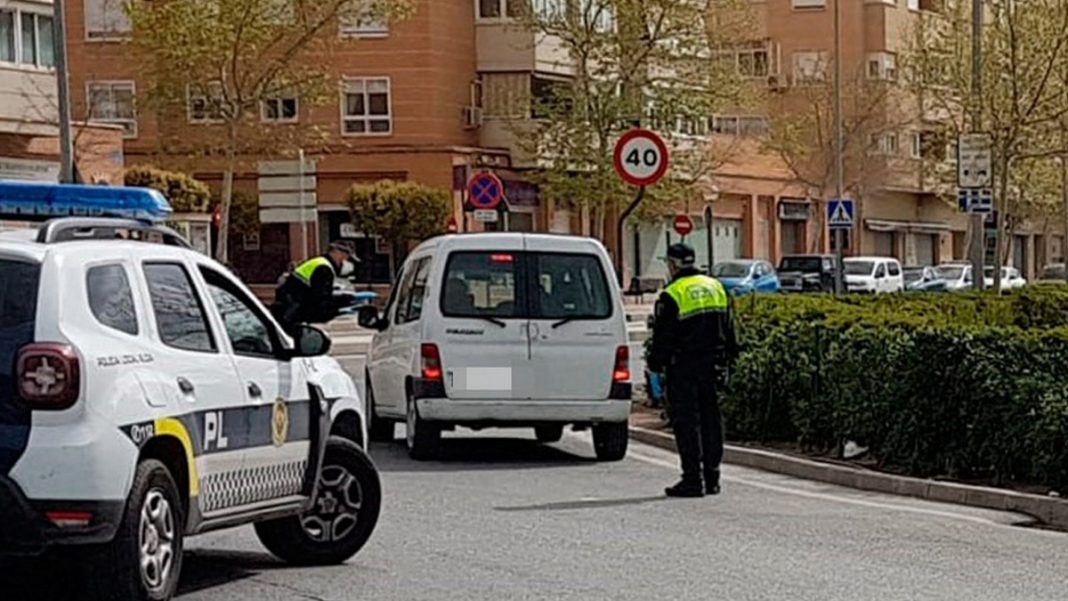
[0,180,173,223]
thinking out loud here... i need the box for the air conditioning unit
[463,106,483,130]
[767,74,788,91]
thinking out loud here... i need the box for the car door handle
[248,382,263,398]
[177,377,195,395]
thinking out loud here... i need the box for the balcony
[476,21,574,77]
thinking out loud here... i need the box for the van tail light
[421,343,443,381]
[613,345,631,382]
[16,343,80,410]
[46,511,93,528]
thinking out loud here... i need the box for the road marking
[627,447,1062,535]
[331,354,368,360]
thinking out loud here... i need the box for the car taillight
[16,343,80,410]
[421,343,443,381]
[613,346,630,382]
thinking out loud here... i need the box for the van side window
[393,263,418,325]
[87,264,138,336]
[875,263,887,278]
[397,258,431,325]
[888,262,901,276]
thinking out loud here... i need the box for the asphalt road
[5,357,1068,600]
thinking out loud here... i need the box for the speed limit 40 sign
[613,129,669,187]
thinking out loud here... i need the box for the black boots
[664,479,704,498]
[705,470,721,496]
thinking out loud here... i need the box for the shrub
[718,289,1068,492]
[345,180,452,247]
[124,166,211,213]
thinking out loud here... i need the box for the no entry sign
[674,214,694,236]
[467,172,505,210]
[613,129,669,187]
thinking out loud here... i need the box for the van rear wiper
[476,315,507,328]
[551,317,576,329]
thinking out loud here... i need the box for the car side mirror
[357,305,387,331]
[291,325,331,358]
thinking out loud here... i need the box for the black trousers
[667,363,724,484]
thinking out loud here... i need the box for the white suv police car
[0,183,380,601]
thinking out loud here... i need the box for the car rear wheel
[592,422,629,462]
[406,394,441,461]
[84,459,184,601]
[365,371,394,443]
[255,437,382,566]
[534,425,564,443]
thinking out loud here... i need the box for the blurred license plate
[462,367,512,391]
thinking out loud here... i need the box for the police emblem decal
[272,398,289,447]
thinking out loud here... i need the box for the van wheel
[84,459,184,601]
[534,425,564,443]
[406,395,441,461]
[365,371,394,443]
[592,422,629,462]
[255,437,382,566]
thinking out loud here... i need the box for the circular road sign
[467,172,505,210]
[674,214,694,237]
[614,129,670,187]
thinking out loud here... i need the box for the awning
[864,219,951,234]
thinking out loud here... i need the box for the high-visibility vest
[292,256,333,286]
[664,274,729,319]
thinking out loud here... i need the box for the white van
[844,256,905,293]
[359,234,632,461]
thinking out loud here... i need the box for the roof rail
[35,217,192,249]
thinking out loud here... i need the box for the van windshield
[441,251,611,320]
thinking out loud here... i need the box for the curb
[629,426,1068,530]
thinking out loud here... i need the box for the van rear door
[523,239,621,400]
[433,249,533,400]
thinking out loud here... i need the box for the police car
[0,182,381,601]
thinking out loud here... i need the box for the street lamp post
[832,0,846,295]
[53,0,74,183]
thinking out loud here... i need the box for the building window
[866,52,897,80]
[477,0,524,20]
[792,51,827,84]
[85,0,132,40]
[792,0,827,8]
[0,10,14,63]
[188,82,226,124]
[262,97,298,123]
[872,132,899,156]
[16,12,54,68]
[342,77,391,135]
[534,0,566,21]
[88,81,137,138]
[910,132,922,159]
[714,42,771,78]
[340,7,389,37]
[710,115,769,138]
[711,115,739,135]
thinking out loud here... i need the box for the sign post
[466,171,506,229]
[828,198,854,295]
[957,132,992,291]
[613,129,669,287]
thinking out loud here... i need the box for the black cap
[329,240,356,256]
[666,243,696,265]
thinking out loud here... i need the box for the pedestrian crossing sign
[828,199,854,229]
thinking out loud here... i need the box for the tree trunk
[216,121,239,264]
[1063,153,1068,282]
[993,160,1011,292]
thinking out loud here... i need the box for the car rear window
[441,251,611,320]
[87,264,138,336]
[779,257,822,272]
[0,259,40,455]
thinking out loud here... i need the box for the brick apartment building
[1,0,123,185]
[62,0,1061,284]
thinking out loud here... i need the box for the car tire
[365,371,394,443]
[255,437,382,566]
[592,422,629,462]
[406,393,441,461]
[534,425,565,443]
[84,459,184,601]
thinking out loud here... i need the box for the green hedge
[722,287,1068,492]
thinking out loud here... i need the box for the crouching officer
[648,243,739,498]
[271,240,357,335]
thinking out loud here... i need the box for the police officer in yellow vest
[271,240,357,335]
[649,243,739,497]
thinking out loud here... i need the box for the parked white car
[984,266,1027,290]
[939,263,974,291]
[844,257,905,293]
[359,233,632,462]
